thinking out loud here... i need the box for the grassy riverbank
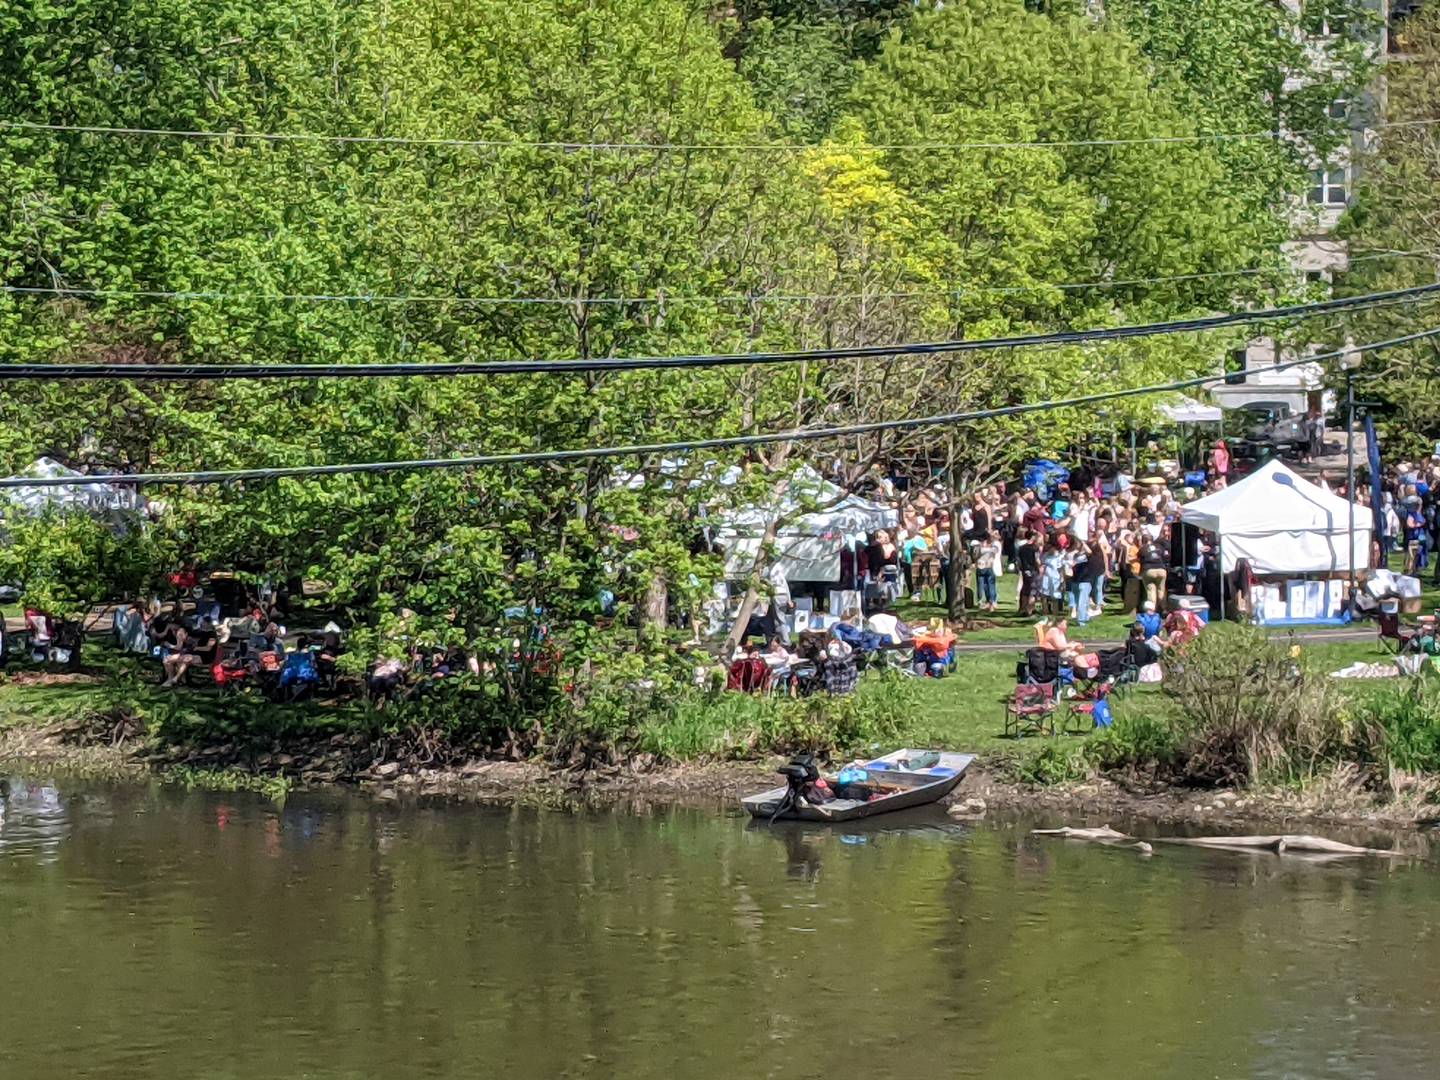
[0,625,1420,772]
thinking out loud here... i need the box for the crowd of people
[111,595,343,701]
[1373,459,1440,582]
[849,466,1217,627]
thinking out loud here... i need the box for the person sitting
[833,608,887,654]
[24,608,54,663]
[1037,616,1084,662]
[1126,620,1162,665]
[761,637,796,694]
[161,627,202,687]
[277,634,320,702]
[114,601,152,655]
[865,604,914,646]
[368,656,409,706]
[1162,608,1203,649]
[257,622,286,659]
[822,636,858,696]
[317,628,344,690]
[1136,601,1163,640]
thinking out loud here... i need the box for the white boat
[741,749,976,823]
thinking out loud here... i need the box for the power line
[1,283,1434,382]
[3,117,1437,153]
[5,324,1435,490]
[4,250,1432,309]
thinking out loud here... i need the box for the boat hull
[741,750,975,822]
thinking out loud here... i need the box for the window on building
[1225,348,1248,386]
[1302,0,1349,37]
[1307,166,1348,206]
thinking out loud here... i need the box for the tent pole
[1219,536,1226,623]
[1346,370,1357,609]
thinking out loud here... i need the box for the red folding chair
[1004,682,1057,738]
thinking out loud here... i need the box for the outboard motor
[770,753,820,822]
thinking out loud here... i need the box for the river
[1,773,1437,1079]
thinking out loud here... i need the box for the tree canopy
[0,0,1386,679]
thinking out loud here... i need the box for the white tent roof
[714,465,897,539]
[1179,459,1370,574]
[1159,396,1222,424]
[2,457,140,517]
[714,465,899,582]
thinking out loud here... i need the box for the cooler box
[1165,594,1210,624]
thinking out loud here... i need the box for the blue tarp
[1023,459,1070,502]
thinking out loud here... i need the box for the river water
[1,775,1438,1079]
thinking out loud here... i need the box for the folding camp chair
[1065,682,1112,734]
[1378,611,1423,655]
[1004,682,1057,738]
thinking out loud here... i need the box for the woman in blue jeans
[1068,540,1104,625]
[974,531,1002,612]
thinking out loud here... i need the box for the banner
[1365,413,1383,542]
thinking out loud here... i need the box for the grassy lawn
[885,560,1439,762]
[0,567,1429,772]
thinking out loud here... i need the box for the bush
[1083,711,1181,776]
[1016,741,1089,785]
[1160,624,1351,786]
[1354,681,1440,775]
[630,668,922,763]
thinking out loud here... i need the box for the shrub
[1016,741,1090,785]
[630,668,922,763]
[1083,710,1181,776]
[1354,681,1440,775]
[1161,624,1351,786]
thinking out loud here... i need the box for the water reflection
[1,772,1438,1080]
[0,775,72,861]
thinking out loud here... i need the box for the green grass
[0,590,1421,776]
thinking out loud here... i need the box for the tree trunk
[946,458,969,623]
[642,570,668,633]
[722,514,780,659]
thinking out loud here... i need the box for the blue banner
[1365,413,1383,540]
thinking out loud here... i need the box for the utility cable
[4,117,1437,153]
[0,282,1434,382]
[4,324,1435,490]
[3,250,1430,309]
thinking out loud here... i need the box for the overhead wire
[0,282,1434,381]
[5,324,1436,490]
[2,250,1432,309]
[4,117,1438,152]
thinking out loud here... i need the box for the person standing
[975,530,1002,613]
[1139,531,1171,609]
[1209,439,1231,484]
[1039,538,1067,616]
[1015,528,1040,616]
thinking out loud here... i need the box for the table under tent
[1178,459,1370,626]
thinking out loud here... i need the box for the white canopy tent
[2,457,140,519]
[1179,459,1369,575]
[713,465,898,582]
[1159,397,1223,425]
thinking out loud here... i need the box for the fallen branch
[1157,834,1400,857]
[1033,827,1401,859]
[1032,826,1153,855]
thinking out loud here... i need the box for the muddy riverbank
[4,721,1439,835]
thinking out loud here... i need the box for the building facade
[1209,0,1414,418]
